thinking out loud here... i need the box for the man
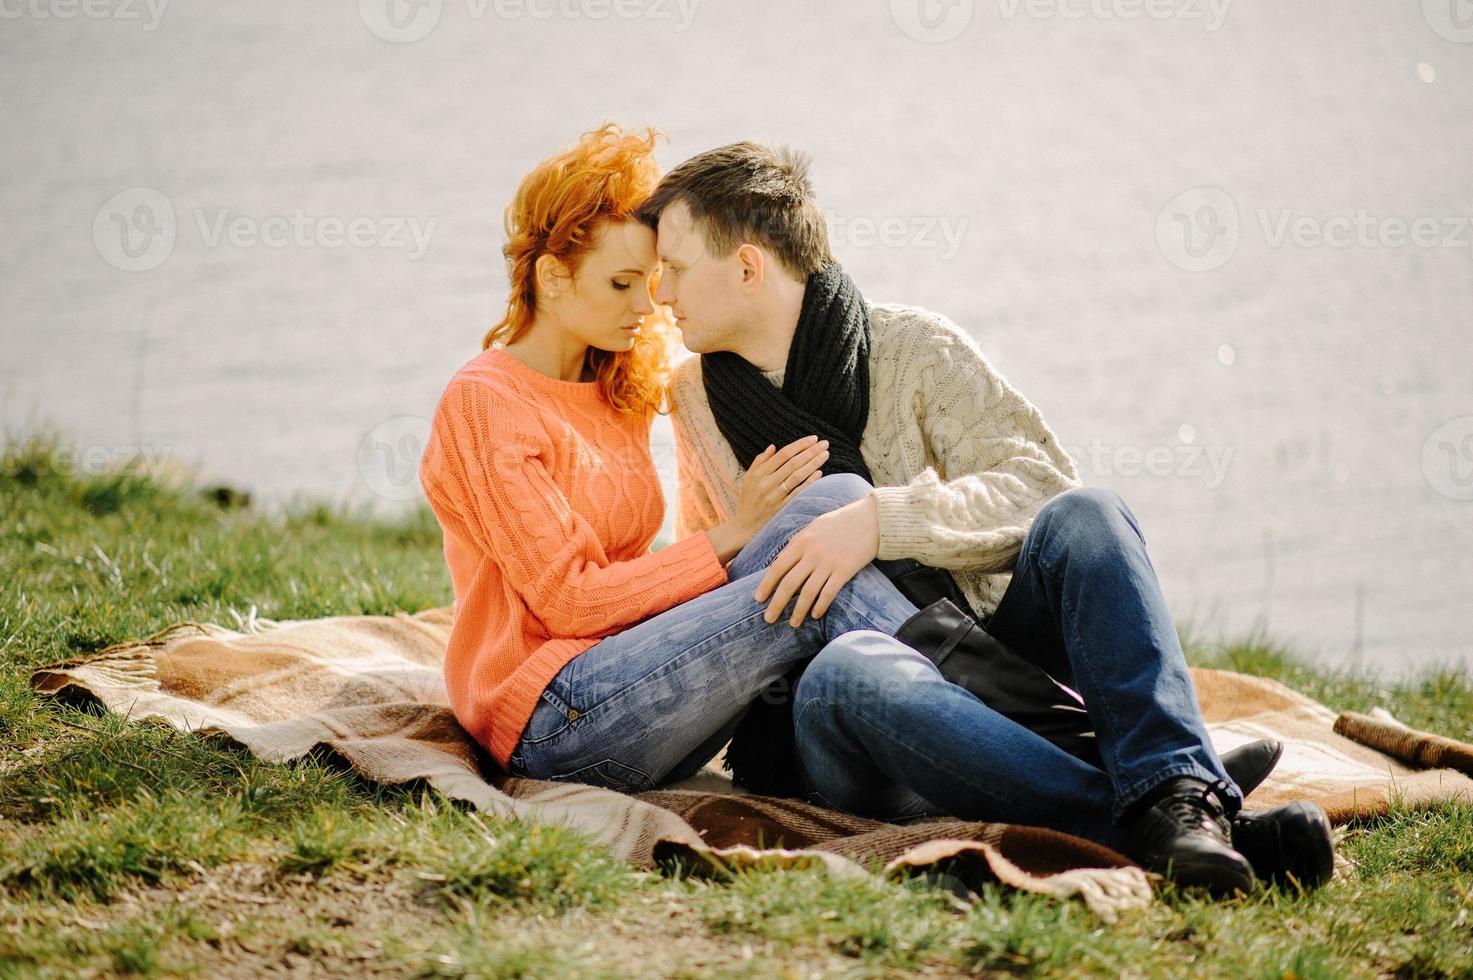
[636,141,1334,896]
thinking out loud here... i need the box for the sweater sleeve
[420,379,728,638]
[674,437,724,541]
[670,393,727,543]
[668,356,743,544]
[869,312,1082,573]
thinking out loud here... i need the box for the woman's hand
[736,435,830,534]
[704,435,829,563]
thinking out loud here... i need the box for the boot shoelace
[1160,777,1236,836]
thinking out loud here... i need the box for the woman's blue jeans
[791,485,1243,854]
[508,475,1240,856]
[506,474,920,793]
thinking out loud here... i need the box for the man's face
[652,200,745,354]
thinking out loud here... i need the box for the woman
[417,123,927,802]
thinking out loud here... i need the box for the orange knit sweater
[418,347,729,768]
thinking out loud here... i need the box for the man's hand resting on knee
[754,494,881,627]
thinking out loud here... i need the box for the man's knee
[1036,486,1135,533]
[795,631,928,710]
[1033,486,1143,554]
[1038,486,1123,522]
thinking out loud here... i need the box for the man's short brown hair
[636,141,833,280]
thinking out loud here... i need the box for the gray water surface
[2,0,1470,677]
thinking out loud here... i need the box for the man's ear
[534,253,573,299]
[735,243,765,294]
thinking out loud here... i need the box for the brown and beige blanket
[28,607,1473,921]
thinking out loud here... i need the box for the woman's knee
[789,472,873,516]
[727,474,877,580]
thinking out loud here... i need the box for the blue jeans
[505,474,920,792]
[791,486,1243,855]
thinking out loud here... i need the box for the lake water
[2,0,1470,677]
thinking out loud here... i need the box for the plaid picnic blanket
[29,607,1473,921]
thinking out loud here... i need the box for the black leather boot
[1121,776,1256,896]
[1219,738,1284,800]
[1229,801,1335,890]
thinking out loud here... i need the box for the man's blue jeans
[791,485,1243,854]
[506,474,920,792]
[508,475,1240,855]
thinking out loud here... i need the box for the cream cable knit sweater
[669,303,1083,620]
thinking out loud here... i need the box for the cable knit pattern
[419,347,729,768]
[670,303,1081,619]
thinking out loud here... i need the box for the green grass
[2,428,1471,978]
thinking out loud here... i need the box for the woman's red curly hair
[482,122,677,417]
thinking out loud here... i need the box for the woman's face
[547,220,658,354]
